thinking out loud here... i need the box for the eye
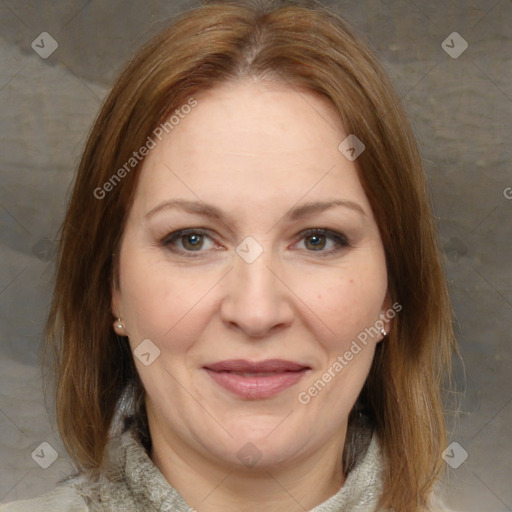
[162,229,216,254]
[295,228,349,255]
[161,227,350,258]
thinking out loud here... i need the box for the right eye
[162,229,218,256]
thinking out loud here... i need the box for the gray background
[0,0,511,510]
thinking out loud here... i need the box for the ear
[378,291,396,342]
[110,253,126,336]
[111,292,120,320]
[111,293,127,336]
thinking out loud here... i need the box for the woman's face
[112,78,390,470]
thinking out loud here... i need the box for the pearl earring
[116,319,123,329]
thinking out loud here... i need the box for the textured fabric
[309,432,382,511]
[0,428,451,512]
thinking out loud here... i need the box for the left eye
[295,229,349,254]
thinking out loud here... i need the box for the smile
[203,359,310,399]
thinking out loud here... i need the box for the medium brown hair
[45,0,457,510]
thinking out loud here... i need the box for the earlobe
[111,292,126,336]
[378,292,394,341]
[113,317,126,336]
[376,320,389,343]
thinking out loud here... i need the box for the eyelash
[161,228,350,258]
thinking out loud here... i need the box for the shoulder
[426,496,457,512]
[0,485,88,512]
[424,504,457,512]
[0,428,154,512]
[425,481,458,512]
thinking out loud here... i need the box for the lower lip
[204,369,308,399]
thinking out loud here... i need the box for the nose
[219,247,294,338]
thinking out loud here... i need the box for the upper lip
[204,359,309,372]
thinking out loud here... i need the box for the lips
[205,359,308,373]
[203,359,310,399]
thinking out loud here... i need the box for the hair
[44,0,458,510]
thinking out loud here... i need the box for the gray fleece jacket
[0,428,452,512]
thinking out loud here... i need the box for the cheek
[119,249,216,352]
[299,268,386,344]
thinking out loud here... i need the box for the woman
[1,0,458,510]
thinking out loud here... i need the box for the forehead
[131,79,372,218]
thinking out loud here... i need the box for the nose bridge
[220,240,292,336]
[234,244,280,309]
[235,247,276,298]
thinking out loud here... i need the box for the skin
[112,77,392,512]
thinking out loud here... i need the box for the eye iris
[306,234,325,250]
[183,234,203,250]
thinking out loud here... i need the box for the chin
[201,421,311,470]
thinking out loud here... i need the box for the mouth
[203,359,310,399]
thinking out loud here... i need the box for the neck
[149,423,347,512]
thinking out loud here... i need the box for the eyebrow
[145,199,366,222]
